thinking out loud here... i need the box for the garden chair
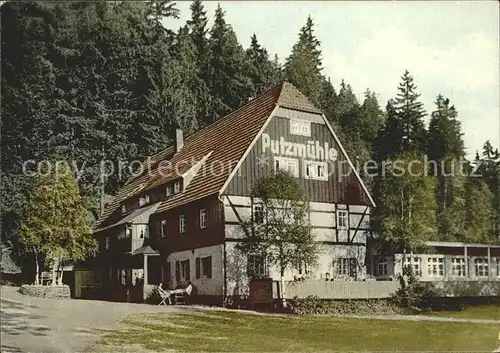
[155,286,171,306]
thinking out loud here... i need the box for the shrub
[390,265,438,309]
[288,295,401,316]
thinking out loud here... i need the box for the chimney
[175,128,184,153]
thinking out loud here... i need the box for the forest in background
[1,0,499,264]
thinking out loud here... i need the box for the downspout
[218,193,228,306]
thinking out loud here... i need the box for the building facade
[92,82,375,304]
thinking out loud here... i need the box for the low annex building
[91,82,376,304]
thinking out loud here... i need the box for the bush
[390,265,439,309]
[288,295,401,316]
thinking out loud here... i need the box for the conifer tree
[393,70,427,154]
[285,16,323,105]
[206,4,252,121]
[245,34,281,96]
[427,95,465,161]
[427,96,467,241]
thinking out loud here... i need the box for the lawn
[92,310,500,352]
[423,305,500,320]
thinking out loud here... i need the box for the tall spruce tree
[285,16,323,105]
[427,96,466,241]
[360,89,385,145]
[377,71,427,161]
[427,95,464,161]
[164,25,203,134]
[477,140,500,240]
[206,4,252,121]
[393,70,427,153]
[186,0,212,125]
[245,33,281,96]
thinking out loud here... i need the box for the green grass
[423,304,500,320]
[93,310,500,352]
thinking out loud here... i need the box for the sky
[166,1,500,157]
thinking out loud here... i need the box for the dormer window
[139,194,150,207]
[166,185,172,197]
[174,181,181,194]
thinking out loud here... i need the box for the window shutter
[207,257,212,278]
[186,259,190,280]
[166,262,171,283]
[195,258,201,279]
[175,261,180,281]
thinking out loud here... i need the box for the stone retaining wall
[19,284,71,299]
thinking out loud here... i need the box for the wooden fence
[272,280,399,299]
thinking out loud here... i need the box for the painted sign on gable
[261,133,338,162]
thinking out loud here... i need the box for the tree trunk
[34,249,40,286]
[57,258,63,285]
[51,256,58,286]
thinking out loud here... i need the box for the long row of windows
[160,209,207,237]
[403,256,499,277]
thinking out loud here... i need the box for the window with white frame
[145,195,150,204]
[475,258,489,277]
[160,220,167,237]
[174,181,181,194]
[179,214,186,233]
[200,209,207,229]
[451,257,466,277]
[336,257,357,277]
[139,197,145,207]
[105,236,110,250]
[274,157,299,177]
[253,204,265,224]
[427,257,445,277]
[290,119,311,137]
[247,255,268,278]
[304,161,328,181]
[337,210,348,229]
[121,204,127,214]
[166,184,172,197]
[403,256,422,276]
[376,256,388,276]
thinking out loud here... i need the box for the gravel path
[0,285,186,353]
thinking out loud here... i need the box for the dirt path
[0,286,185,353]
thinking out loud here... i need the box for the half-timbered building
[92,82,375,304]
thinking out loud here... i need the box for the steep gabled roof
[94,81,374,230]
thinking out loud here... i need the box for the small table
[167,289,186,305]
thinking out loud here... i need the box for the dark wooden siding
[150,195,225,255]
[224,113,371,205]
